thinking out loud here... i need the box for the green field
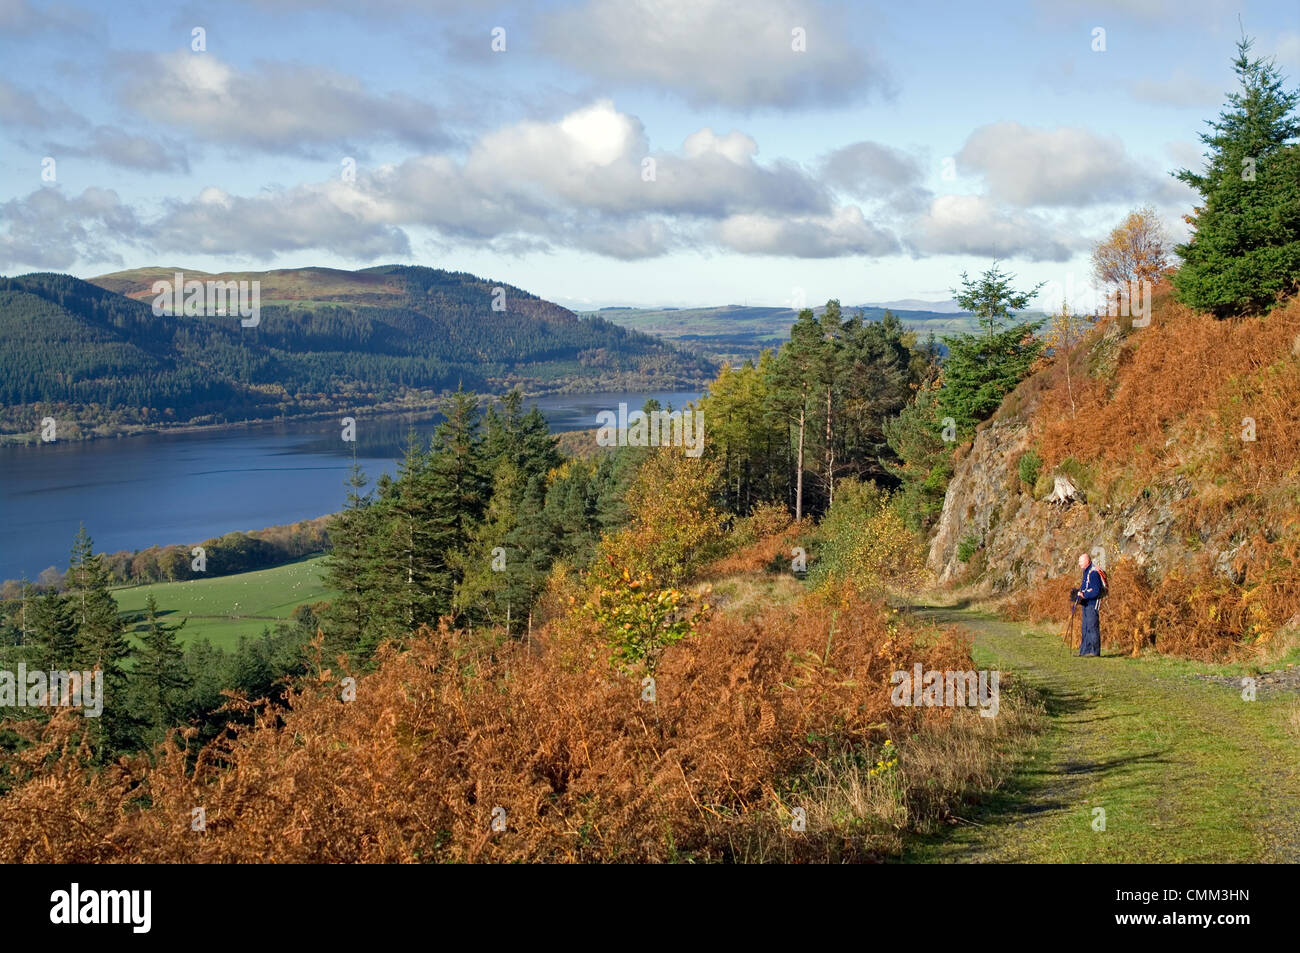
[113,556,333,651]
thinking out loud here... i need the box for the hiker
[1071,553,1103,657]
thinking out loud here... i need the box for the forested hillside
[0,265,715,440]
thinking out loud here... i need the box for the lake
[0,390,702,582]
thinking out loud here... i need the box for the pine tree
[131,594,192,737]
[883,382,953,534]
[941,264,1045,435]
[323,458,379,656]
[28,588,78,671]
[1173,36,1300,316]
[453,461,522,629]
[773,308,823,520]
[66,527,136,756]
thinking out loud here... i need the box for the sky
[1,0,1297,311]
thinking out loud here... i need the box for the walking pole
[1062,598,1079,651]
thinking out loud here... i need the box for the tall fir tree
[323,457,380,657]
[28,588,78,671]
[66,527,136,756]
[941,265,1045,436]
[131,594,192,738]
[1173,36,1300,316]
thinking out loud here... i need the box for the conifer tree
[66,527,136,756]
[131,594,192,737]
[1173,36,1300,315]
[323,459,379,656]
[28,588,78,671]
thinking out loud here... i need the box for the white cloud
[538,0,890,109]
[120,101,893,262]
[0,187,142,271]
[115,53,448,155]
[0,79,80,129]
[151,182,411,260]
[957,121,1176,207]
[716,205,900,258]
[907,194,1078,261]
[819,140,932,213]
[47,127,190,173]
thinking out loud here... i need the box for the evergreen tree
[883,382,953,534]
[941,265,1045,435]
[28,588,78,671]
[323,459,379,656]
[454,461,523,629]
[1173,36,1300,316]
[66,527,136,756]
[773,308,823,520]
[131,594,192,737]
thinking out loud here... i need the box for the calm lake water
[0,391,702,581]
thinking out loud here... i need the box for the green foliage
[951,262,1044,338]
[704,303,927,521]
[130,594,192,741]
[939,321,1045,436]
[883,382,952,535]
[579,564,707,673]
[1173,37,1300,316]
[323,388,603,659]
[808,480,924,593]
[957,535,981,564]
[1018,449,1042,489]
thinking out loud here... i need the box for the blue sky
[1,0,1297,310]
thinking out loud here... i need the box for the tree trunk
[824,384,834,508]
[795,403,806,522]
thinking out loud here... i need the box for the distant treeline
[1,516,331,597]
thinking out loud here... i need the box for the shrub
[1017,450,1042,490]
[957,535,981,564]
[808,480,924,593]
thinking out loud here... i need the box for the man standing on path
[1072,553,1103,657]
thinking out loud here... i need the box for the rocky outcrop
[927,420,1198,593]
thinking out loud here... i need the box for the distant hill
[864,298,965,313]
[0,265,715,441]
[582,302,999,364]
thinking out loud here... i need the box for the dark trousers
[1079,601,1101,656]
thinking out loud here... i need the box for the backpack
[1094,567,1109,599]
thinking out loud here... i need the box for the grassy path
[903,604,1300,863]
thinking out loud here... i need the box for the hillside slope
[0,265,715,439]
[928,285,1300,658]
[586,302,995,364]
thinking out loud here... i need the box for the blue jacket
[1078,565,1103,605]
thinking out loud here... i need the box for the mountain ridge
[0,264,715,442]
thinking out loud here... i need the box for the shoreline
[0,380,709,448]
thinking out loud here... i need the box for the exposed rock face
[927,420,1198,593]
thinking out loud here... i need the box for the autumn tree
[1040,299,1094,419]
[1092,206,1170,305]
